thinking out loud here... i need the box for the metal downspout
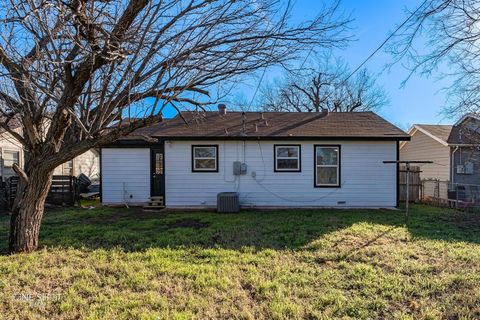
[451,146,459,188]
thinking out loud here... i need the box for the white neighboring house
[0,120,100,182]
[0,121,24,181]
[52,149,100,179]
[101,108,410,209]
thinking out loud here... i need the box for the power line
[319,0,429,108]
[248,0,429,110]
[343,0,429,83]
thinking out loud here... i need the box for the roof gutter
[150,136,411,141]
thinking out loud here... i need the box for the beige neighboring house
[0,121,100,182]
[52,149,100,179]
[400,124,452,181]
[0,120,24,181]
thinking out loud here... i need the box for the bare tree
[0,0,350,253]
[387,0,480,117]
[259,57,388,112]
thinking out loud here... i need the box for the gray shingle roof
[126,111,409,140]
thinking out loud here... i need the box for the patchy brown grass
[0,204,479,319]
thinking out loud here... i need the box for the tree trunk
[9,166,54,254]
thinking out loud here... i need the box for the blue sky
[163,1,455,130]
[288,0,454,129]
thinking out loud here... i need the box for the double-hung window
[192,145,218,172]
[3,150,19,168]
[62,160,74,175]
[274,145,301,172]
[315,145,340,187]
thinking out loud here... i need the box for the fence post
[405,163,410,222]
[420,179,424,201]
[455,183,459,210]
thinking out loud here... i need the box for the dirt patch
[168,218,209,229]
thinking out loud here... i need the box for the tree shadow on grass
[0,204,479,254]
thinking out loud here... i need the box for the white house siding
[400,130,450,181]
[164,140,397,208]
[101,148,150,205]
[1,126,99,180]
[0,130,24,181]
[73,149,100,179]
[53,149,100,179]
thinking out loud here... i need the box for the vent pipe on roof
[218,104,227,115]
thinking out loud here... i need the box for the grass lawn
[0,204,479,319]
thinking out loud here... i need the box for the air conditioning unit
[217,192,240,213]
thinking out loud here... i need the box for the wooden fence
[6,175,78,209]
[0,181,7,211]
[399,166,421,202]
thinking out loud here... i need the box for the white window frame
[315,145,340,187]
[274,145,301,172]
[192,145,218,172]
[2,149,20,168]
[62,159,74,175]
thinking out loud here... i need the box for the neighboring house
[101,108,410,208]
[400,124,452,181]
[0,119,24,181]
[400,114,480,186]
[447,114,480,186]
[0,120,100,182]
[52,149,100,179]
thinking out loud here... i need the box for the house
[447,114,480,186]
[52,149,100,179]
[100,107,410,209]
[400,114,480,186]
[400,124,452,181]
[0,119,100,182]
[0,118,24,181]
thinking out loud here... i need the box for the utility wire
[248,0,428,110]
[319,0,429,108]
[342,0,429,83]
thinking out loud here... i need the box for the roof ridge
[185,110,375,114]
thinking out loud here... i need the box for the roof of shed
[124,111,409,141]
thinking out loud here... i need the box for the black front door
[151,146,165,198]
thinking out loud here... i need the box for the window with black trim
[315,145,340,187]
[192,145,218,172]
[274,145,301,172]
